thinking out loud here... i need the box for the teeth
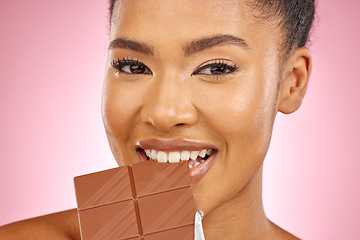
[190,151,200,160]
[157,151,167,163]
[151,150,157,159]
[169,152,181,163]
[145,149,151,158]
[199,149,207,158]
[142,148,213,164]
[180,151,190,161]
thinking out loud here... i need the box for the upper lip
[136,138,217,151]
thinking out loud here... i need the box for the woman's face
[102,0,283,214]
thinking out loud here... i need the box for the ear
[278,47,312,114]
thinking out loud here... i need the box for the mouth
[136,138,218,184]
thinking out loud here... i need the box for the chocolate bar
[74,161,197,240]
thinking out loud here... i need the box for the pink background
[0,1,359,239]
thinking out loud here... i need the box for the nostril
[175,123,186,127]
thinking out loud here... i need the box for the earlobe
[278,46,312,114]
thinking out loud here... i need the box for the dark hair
[108,0,315,55]
[249,0,315,56]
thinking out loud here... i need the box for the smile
[142,149,213,168]
[136,138,218,184]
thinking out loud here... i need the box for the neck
[202,165,271,240]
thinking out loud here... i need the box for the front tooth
[169,152,181,163]
[151,150,157,159]
[190,151,200,160]
[145,149,151,158]
[206,149,212,155]
[194,162,200,167]
[180,151,190,161]
[157,151,167,163]
[199,149,207,158]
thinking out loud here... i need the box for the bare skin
[0,0,311,239]
[0,209,80,240]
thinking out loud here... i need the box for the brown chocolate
[143,225,194,240]
[131,160,191,197]
[75,167,133,211]
[74,161,196,240]
[78,201,139,239]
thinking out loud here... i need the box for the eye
[111,58,152,74]
[192,60,238,76]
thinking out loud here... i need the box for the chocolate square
[138,188,197,235]
[74,167,132,211]
[78,201,139,239]
[131,161,192,197]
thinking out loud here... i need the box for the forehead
[112,1,263,38]
[110,0,279,58]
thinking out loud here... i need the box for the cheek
[194,77,276,149]
[102,71,145,130]
[103,84,136,135]
[102,72,145,162]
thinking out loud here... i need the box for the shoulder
[0,209,80,240]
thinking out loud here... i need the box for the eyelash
[111,57,152,75]
[110,58,238,78]
[192,60,238,77]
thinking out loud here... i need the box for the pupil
[130,64,145,73]
[211,66,225,74]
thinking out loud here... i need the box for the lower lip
[189,153,216,184]
[137,150,217,185]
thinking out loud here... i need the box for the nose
[140,72,198,132]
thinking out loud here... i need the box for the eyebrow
[109,38,153,55]
[108,34,248,56]
[183,34,249,55]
